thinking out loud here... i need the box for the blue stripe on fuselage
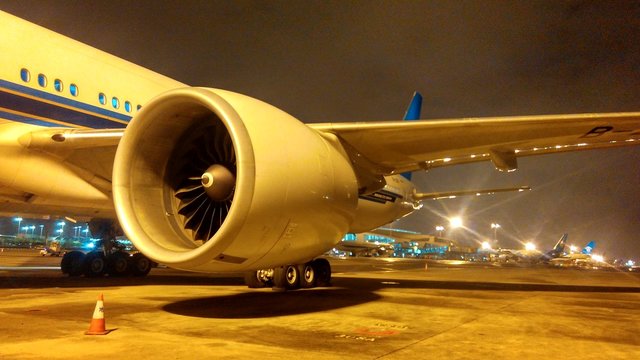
[0,109,60,127]
[0,79,131,129]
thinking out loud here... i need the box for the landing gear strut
[244,258,332,291]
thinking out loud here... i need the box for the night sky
[2,1,639,259]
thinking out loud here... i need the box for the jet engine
[112,88,358,272]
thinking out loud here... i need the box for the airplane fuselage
[0,11,418,241]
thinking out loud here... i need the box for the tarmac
[1,250,640,359]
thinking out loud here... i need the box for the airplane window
[37,74,47,87]
[98,93,107,105]
[124,101,132,113]
[20,68,30,82]
[54,79,63,92]
[69,83,79,96]
[112,97,120,109]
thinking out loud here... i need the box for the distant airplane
[540,233,569,261]
[1,11,639,290]
[496,233,568,263]
[333,232,395,257]
[549,240,598,267]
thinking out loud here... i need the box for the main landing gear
[244,258,331,291]
[60,219,154,278]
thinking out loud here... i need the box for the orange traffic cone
[85,293,112,335]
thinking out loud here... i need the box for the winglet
[402,92,423,180]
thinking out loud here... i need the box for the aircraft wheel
[273,264,300,290]
[83,251,107,277]
[312,258,331,287]
[299,262,316,288]
[130,253,152,276]
[244,271,267,288]
[107,251,131,277]
[61,251,85,276]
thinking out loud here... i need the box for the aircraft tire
[61,251,85,276]
[83,251,107,277]
[299,262,316,288]
[273,265,300,290]
[130,253,152,276]
[244,271,267,288]
[312,258,331,287]
[107,251,131,277]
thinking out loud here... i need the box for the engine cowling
[112,88,358,272]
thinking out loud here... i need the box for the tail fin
[543,233,568,260]
[401,92,422,180]
[554,233,568,252]
[403,92,423,121]
[582,241,595,255]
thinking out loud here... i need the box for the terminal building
[336,228,476,259]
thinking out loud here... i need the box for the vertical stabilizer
[554,233,568,253]
[582,241,595,255]
[544,233,568,260]
[401,92,423,180]
[403,92,423,121]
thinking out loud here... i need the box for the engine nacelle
[113,88,358,272]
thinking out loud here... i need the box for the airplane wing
[17,113,640,197]
[414,186,531,201]
[18,128,123,186]
[310,112,640,174]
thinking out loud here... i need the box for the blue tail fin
[403,92,423,121]
[582,241,595,255]
[401,92,423,181]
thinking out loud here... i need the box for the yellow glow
[59,131,124,139]
[524,242,536,251]
[481,241,492,250]
[592,254,604,262]
[449,217,463,229]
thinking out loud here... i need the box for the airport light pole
[57,221,65,237]
[39,224,45,246]
[491,223,500,244]
[14,217,23,236]
[435,226,445,238]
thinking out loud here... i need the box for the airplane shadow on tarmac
[2,271,639,319]
[160,275,640,319]
[163,287,382,319]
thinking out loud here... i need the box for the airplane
[549,240,598,267]
[332,232,395,257]
[541,233,568,261]
[1,11,640,290]
[494,233,568,263]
